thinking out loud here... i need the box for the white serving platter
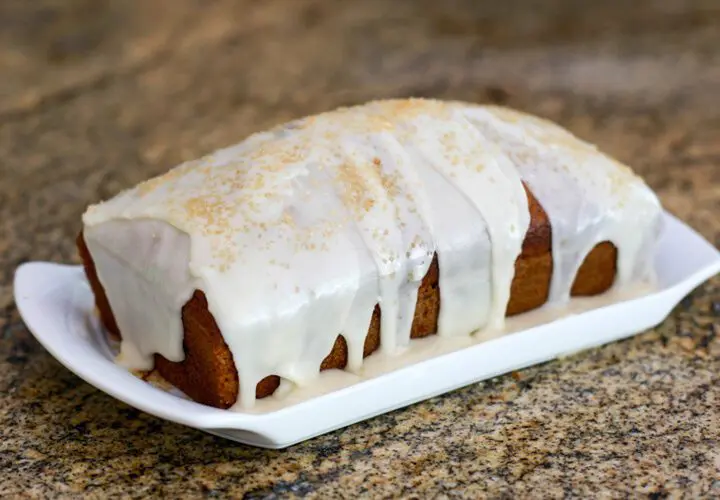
[13,212,720,449]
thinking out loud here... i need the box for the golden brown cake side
[77,185,617,409]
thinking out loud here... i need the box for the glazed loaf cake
[78,99,662,409]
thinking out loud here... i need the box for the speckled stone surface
[1,0,719,497]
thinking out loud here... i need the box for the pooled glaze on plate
[81,99,662,409]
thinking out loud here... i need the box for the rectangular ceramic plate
[14,212,720,449]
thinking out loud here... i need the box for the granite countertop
[1,0,719,497]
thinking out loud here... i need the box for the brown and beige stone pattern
[1,0,719,497]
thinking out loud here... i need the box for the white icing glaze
[83,219,197,370]
[460,105,662,304]
[82,99,663,409]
